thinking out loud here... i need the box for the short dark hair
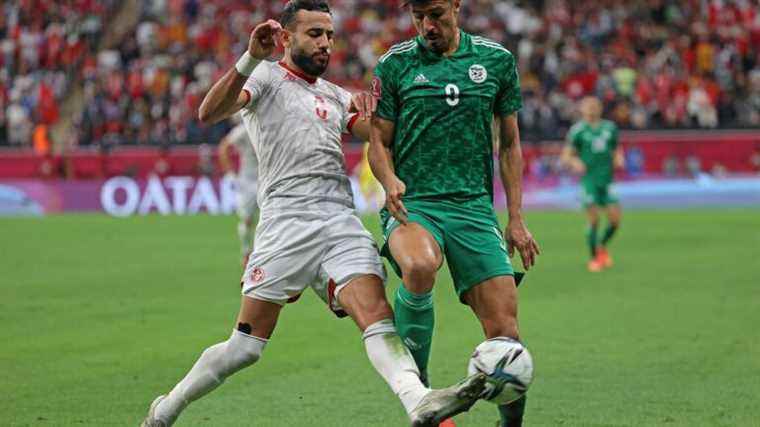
[280,0,331,29]
[401,0,451,6]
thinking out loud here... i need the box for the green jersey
[373,31,522,200]
[568,120,619,186]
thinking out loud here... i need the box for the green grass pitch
[1,210,758,426]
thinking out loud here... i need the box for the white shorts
[240,207,386,317]
[236,182,258,221]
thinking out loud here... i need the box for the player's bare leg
[141,297,280,426]
[585,205,603,272]
[462,275,527,427]
[389,223,443,295]
[338,274,485,427]
[462,276,519,340]
[598,204,621,268]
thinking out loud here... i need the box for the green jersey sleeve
[568,123,583,151]
[494,53,522,116]
[609,122,619,150]
[372,59,398,121]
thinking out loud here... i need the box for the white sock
[363,319,430,414]
[155,330,267,423]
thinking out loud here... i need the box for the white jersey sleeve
[242,62,275,110]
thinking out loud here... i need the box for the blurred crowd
[0,0,119,149]
[1,0,759,149]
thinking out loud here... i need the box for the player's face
[285,10,334,77]
[410,0,460,54]
[580,97,602,122]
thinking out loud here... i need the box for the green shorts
[581,182,619,207]
[380,196,514,302]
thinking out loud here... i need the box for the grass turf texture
[1,210,758,426]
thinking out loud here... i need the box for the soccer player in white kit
[218,121,259,265]
[140,2,485,426]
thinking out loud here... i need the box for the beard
[291,45,330,77]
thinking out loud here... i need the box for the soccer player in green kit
[368,1,540,425]
[561,96,624,272]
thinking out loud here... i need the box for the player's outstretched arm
[198,19,281,124]
[560,143,585,175]
[498,113,540,270]
[614,146,625,170]
[369,116,408,223]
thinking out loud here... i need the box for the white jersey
[239,61,357,213]
[227,123,258,186]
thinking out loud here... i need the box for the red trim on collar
[278,61,317,84]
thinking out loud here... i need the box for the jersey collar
[416,30,470,62]
[278,61,318,84]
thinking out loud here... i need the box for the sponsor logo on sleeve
[371,76,382,98]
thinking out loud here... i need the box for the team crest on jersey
[469,64,487,84]
[251,267,265,284]
[371,76,382,97]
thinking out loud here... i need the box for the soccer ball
[467,337,534,405]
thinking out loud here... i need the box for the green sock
[498,394,527,427]
[601,224,618,246]
[587,224,599,258]
[394,283,434,381]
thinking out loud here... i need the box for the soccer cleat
[419,371,457,426]
[409,373,487,427]
[587,259,603,272]
[596,247,613,268]
[140,395,169,427]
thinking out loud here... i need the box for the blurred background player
[369,0,540,426]
[141,2,486,426]
[357,142,385,211]
[561,96,624,272]
[218,116,259,266]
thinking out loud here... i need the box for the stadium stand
[0,0,120,148]
[1,1,758,148]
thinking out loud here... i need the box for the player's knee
[400,258,438,288]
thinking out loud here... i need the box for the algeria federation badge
[469,64,487,84]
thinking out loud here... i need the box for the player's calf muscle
[464,277,520,339]
[338,275,394,330]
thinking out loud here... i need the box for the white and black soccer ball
[467,337,534,405]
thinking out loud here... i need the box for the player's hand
[248,19,281,60]
[349,92,377,121]
[571,160,586,175]
[383,175,408,225]
[505,218,540,270]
